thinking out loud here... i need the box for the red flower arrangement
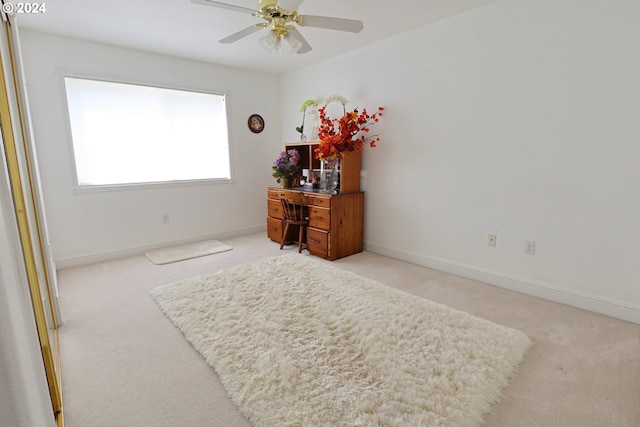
[314,104,384,161]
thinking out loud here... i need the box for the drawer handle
[310,239,320,244]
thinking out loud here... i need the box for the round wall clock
[248,114,265,133]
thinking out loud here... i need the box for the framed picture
[248,114,265,133]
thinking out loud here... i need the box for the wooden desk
[267,188,364,261]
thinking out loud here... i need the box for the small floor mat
[145,240,232,265]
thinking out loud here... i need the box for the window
[64,77,231,188]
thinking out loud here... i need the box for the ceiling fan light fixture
[282,33,302,53]
[259,30,301,55]
[259,30,278,51]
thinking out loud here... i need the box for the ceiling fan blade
[299,15,364,33]
[277,0,305,12]
[191,0,258,15]
[287,27,312,54]
[219,25,263,43]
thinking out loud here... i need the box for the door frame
[0,8,63,425]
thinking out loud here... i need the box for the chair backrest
[281,194,307,222]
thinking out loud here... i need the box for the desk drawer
[308,207,330,230]
[268,189,286,199]
[269,189,309,204]
[308,195,331,208]
[307,228,328,258]
[267,217,282,242]
[267,199,283,219]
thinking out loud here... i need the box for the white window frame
[62,75,233,192]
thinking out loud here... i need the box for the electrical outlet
[488,234,497,247]
[162,214,170,224]
[525,241,536,255]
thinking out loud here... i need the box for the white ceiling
[16,0,499,75]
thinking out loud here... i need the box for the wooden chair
[280,194,308,253]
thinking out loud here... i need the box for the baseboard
[365,240,640,325]
[55,225,265,269]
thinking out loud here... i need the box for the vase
[302,108,319,142]
[279,177,291,189]
[319,158,340,193]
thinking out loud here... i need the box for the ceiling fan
[192,0,364,54]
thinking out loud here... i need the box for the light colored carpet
[145,239,232,265]
[56,233,640,427]
[151,253,532,427]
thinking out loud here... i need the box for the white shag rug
[151,254,532,427]
[145,239,232,265]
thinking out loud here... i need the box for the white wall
[280,0,640,323]
[19,30,281,267]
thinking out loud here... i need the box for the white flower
[325,95,348,106]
